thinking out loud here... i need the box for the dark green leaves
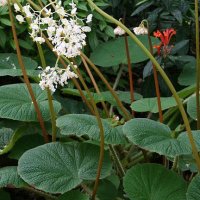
[131,97,177,113]
[18,142,111,194]
[124,164,187,200]
[90,36,159,67]
[0,84,61,121]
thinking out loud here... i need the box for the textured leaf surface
[123,118,191,157]
[187,95,199,120]
[57,114,126,144]
[90,36,159,67]
[0,53,38,77]
[187,175,200,200]
[0,166,26,188]
[18,142,111,194]
[58,191,89,200]
[131,97,177,113]
[124,164,187,200]
[0,84,61,121]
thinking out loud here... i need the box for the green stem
[37,44,57,142]
[8,0,49,143]
[171,156,178,171]
[86,0,200,171]
[195,0,200,129]
[109,65,125,116]
[109,144,125,177]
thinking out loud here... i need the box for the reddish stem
[148,30,163,122]
[124,34,135,117]
[8,0,49,143]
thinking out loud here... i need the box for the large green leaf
[62,88,142,106]
[187,95,199,120]
[0,53,38,77]
[123,118,193,157]
[90,35,159,67]
[58,191,89,200]
[187,175,200,200]
[124,163,187,200]
[18,142,112,194]
[0,166,26,188]
[0,127,24,155]
[131,97,177,113]
[56,114,126,144]
[0,84,61,121]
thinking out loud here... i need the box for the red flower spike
[154,28,176,46]
[153,28,176,56]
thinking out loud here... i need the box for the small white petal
[16,15,25,23]
[14,3,20,12]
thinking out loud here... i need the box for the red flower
[153,28,176,56]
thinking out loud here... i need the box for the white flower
[22,1,91,58]
[55,5,66,17]
[14,3,20,12]
[71,7,77,16]
[82,26,91,32]
[39,64,78,93]
[23,5,33,18]
[133,26,148,35]
[16,15,25,23]
[114,26,125,36]
[86,14,93,23]
[0,0,7,7]
[33,37,45,44]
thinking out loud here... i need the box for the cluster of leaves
[0,0,200,200]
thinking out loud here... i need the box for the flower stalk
[81,56,109,116]
[81,52,131,121]
[145,20,163,122]
[195,0,200,129]
[86,0,200,171]
[37,44,57,142]
[8,0,49,143]
[124,33,135,117]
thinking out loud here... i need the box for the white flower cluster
[114,26,125,36]
[14,1,92,58]
[39,65,78,93]
[133,24,148,35]
[0,0,7,6]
